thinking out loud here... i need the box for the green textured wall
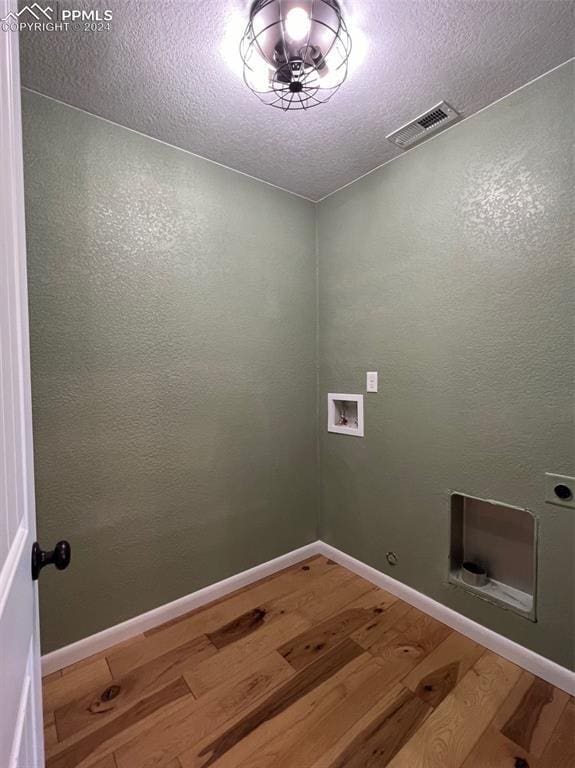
[23,63,574,668]
[22,91,318,653]
[318,62,575,669]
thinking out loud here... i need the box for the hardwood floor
[42,556,574,768]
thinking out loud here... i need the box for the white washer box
[327,393,364,437]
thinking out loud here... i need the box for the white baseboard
[41,541,322,676]
[317,542,575,696]
[42,539,575,696]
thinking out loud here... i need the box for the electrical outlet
[545,473,575,509]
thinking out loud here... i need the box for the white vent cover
[386,102,461,149]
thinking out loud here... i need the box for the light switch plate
[366,371,378,393]
[545,472,575,509]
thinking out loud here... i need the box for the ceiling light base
[240,0,352,111]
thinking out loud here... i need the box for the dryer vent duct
[386,101,461,149]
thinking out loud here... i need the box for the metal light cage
[240,0,352,111]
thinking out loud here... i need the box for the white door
[0,2,45,765]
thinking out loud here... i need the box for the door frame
[0,2,45,764]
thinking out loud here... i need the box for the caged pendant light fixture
[240,0,352,111]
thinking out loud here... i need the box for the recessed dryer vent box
[327,393,364,437]
[448,492,537,621]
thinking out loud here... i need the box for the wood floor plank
[364,611,452,681]
[461,725,537,768]
[55,634,215,742]
[294,574,378,623]
[309,683,431,768]
[91,757,117,768]
[61,635,144,677]
[368,607,451,659]
[347,584,398,610]
[115,652,295,768]
[43,669,63,684]
[43,657,113,716]
[210,658,388,768]
[278,595,392,672]
[47,677,192,768]
[339,585,400,621]
[179,639,367,768]
[385,651,523,768]
[90,757,117,768]
[206,607,268,649]
[494,670,570,758]
[402,632,485,708]
[107,558,336,678]
[351,598,412,649]
[264,568,376,625]
[185,611,310,697]
[538,700,575,768]
[313,687,431,768]
[233,673,430,768]
[45,722,59,751]
[143,556,327,638]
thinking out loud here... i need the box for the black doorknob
[31,540,71,581]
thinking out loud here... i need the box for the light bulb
[285,7,311,41]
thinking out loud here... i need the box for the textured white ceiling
[19,0,574,200]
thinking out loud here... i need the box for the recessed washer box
[327,393,364,437]
[448,492,537,621]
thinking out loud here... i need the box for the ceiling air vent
[386,102,461,149]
